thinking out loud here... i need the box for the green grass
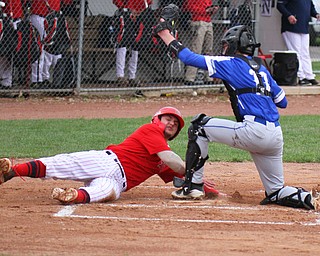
[312,61,320,80]
[0,116,319,162]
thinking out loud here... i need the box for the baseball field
[0,93,319,256]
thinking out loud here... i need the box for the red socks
[12,160,46,178]
[12,160,90,204]
[74,189,90,204]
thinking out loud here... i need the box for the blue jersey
[179,48,288,122]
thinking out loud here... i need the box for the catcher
[153,4,320,211]
[0,106,218,204]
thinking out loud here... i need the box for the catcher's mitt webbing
[153,4,179,36]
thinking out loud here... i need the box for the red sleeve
[47,0,60,11]
[113,0,125,8]
[127,0,151,12]
[3,0,24,18]
[158,166,184,183]
[135,22,144,43]
[184,1,203,14]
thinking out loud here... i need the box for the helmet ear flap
[221,25,260,56]
[238,27,260,56]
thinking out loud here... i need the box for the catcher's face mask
[221,42,229,56]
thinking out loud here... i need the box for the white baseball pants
[282,31,315,80]
[39,150,127,203]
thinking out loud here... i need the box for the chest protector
[223,55,270,122]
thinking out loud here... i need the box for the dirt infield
[0,94,319,256]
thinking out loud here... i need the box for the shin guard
[183,114,211,194]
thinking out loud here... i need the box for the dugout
[85,0,288,84]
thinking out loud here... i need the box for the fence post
[75,0,86,95]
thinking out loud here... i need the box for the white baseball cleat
[0,158,12,185]
[51,187,78,204]
[171,183,205,200]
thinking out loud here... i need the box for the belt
[106,150,126,189]
[254,116,280,127]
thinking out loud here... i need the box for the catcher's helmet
[152,106,184,140]
[221,25,260,56]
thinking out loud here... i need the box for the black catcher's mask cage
[221,25,260,56]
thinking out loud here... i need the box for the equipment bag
[271,52,299,86]
[51,54,75,89]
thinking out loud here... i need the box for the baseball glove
[152,4,180,37]
[311,184,320,211]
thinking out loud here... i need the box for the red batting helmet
[152,106,185,140]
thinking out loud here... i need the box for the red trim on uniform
[12,160,46,178]
[117,15,125,43]
[44,16,58,45]
[16,31,22,51]
[135,22,144,43]
[73,189,90,204]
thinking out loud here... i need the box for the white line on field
[53,204,320,226]
[53,205,77,217]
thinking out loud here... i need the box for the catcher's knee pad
[260,186,313,210]
[189,113,211,140]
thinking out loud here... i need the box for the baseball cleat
[311,185,320,211]
[0,158,12,185]
[171,185,205,200]
[51,187,78,204]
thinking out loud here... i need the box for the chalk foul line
[53,204,320,226]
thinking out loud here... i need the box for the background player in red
[183,0,219,86]
[113,0,152,86]
[0,0,24,89]
[0,106,218,204]
[29,0,62,86]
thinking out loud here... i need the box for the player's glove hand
[152,4,180,37]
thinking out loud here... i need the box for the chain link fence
[0,0,319,97]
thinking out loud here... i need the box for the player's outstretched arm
[157,29,175,46]
[157,150,185,175]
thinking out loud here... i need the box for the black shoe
[116,77,128,87]
[134,90,144,97]
[0,85,11,90]
[307,79,319,86]
[184,81,195,86]
[128,79,140,87]
[298,78,312,86]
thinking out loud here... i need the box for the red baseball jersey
[113,0,152,13]
[3,0,24,19]
[183,0,213,22]
[31,0,60,16]
[107,123,182,190]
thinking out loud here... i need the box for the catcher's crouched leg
[172,114,211,199]
[260,186,314,210]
